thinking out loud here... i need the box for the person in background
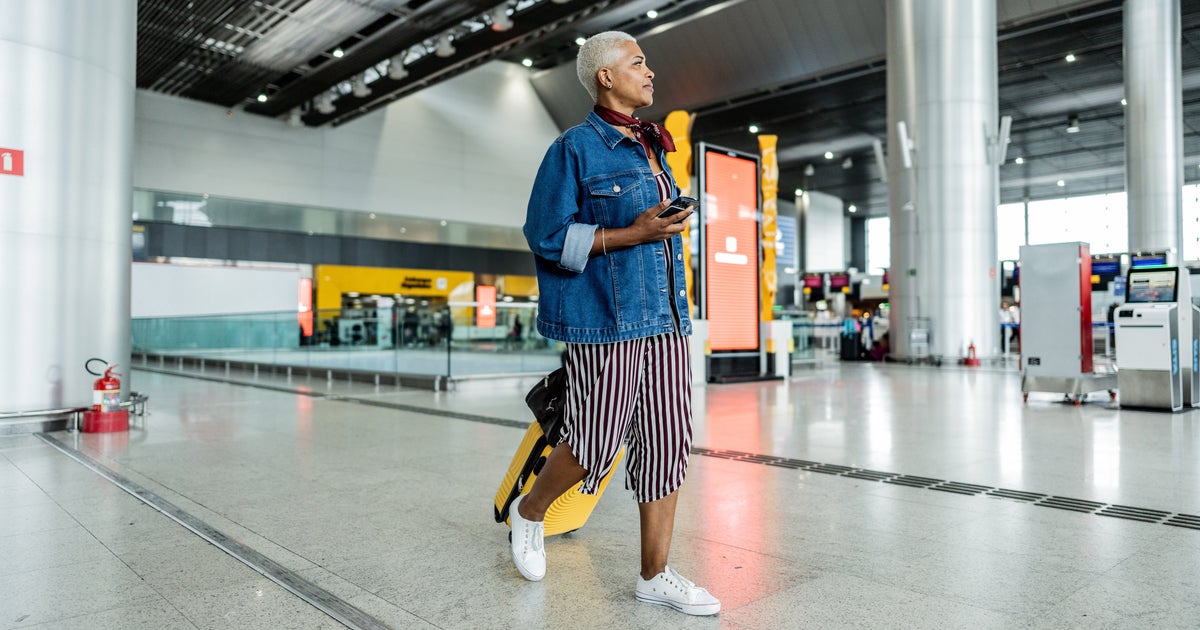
[512,30,719,617]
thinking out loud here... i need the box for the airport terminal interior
[4,0,1200,628]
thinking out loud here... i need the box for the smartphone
[657,195,698,219]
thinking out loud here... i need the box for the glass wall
[865,184,1200,267]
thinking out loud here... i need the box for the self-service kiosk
[1114,266,1199,410]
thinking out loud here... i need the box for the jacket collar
[585,110,633,150]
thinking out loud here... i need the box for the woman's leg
[637,488,679,579]
[518,442,588,521]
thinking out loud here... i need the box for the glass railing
[131,304,563,378]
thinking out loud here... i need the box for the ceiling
[136,0,1200,218]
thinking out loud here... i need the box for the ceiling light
[795,188,804,197]
[1066,114,1080,133]
[1121,98,1127,106]
[435,35,455,58]
[1057,179,1066,187]
[1064,53,1076,63]
[575,36,587,46]
[315,91,336,115]
[521,58,533,67]
[848,204,858,213]
[842,157,853,169]
[824,151,834,160]
[646,9,658,18]
[387,55,408,80]
[748,124,759,133]
[1014,156,1025,165]
[804,163,815,176]
[351,73,371,98]
[490,4,513,31]
[256,93,268,103]
[332,47,344,58]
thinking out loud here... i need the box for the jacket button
[679,290,686,296]
[613,184,621,193]
[676,254,682,260]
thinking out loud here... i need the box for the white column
[886,0,919,359]
[911,0,1001,359]
[0,0,136,410]
[1125,0,1183,256]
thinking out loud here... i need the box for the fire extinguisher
[88,361,122,413]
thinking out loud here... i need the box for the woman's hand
[590,199,693,256]
[629,199,693,242]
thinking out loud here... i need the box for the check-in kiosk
[1114,267,1196,410]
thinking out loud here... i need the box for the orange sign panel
[704,150,759,351]
[476,285,497,328]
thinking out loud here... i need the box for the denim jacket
[524,111,693,344]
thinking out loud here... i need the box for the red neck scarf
[593,104,676,160]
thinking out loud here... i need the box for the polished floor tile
[5,363,1200,628]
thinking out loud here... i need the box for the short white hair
[576,31,637,102]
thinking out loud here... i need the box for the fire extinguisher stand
[82,361,129,433]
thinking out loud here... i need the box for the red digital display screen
[829,274,850,288]
[704,150,759,352]
[803,275,823,288]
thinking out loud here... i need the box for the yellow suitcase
[493,419,624,536]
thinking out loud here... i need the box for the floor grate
[1096,505,1172,524]
[884,475,944,489]
[809,463,856,475]
[987,488,1047,502]
[843,469,897,482]
[1036,496,1107,514]
[931,481,993,496]
[1164,514,1200,530]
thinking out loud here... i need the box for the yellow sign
[759,135,779,321]
[664,110,696,316]
[314,264,474,311]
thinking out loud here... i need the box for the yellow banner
[314,264,474,311]
[664,110,696,316]
[759,135,779,321]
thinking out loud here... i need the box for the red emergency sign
[0,148,23,176]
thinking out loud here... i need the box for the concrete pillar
[1125,0,1183,256]
[0,0,136,411]
[886,0,919,358]
[908,0,1001,359]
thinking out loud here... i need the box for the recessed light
[1014,156,1025,165]
[848,204,858,213]
[646,9,658,18]
[824,151,834,160]
[795,188,804,197]
[1121,98,1127,106]
[1065,53,1076,63]
[521,58,533,67]
[256,93,268,103]
[332,48,344,58]
[748,124,759,133]
[1057,180,1066,187]
[575,36,587,46]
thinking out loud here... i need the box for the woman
[512,31,719,617]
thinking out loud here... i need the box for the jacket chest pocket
[585,175,643,226]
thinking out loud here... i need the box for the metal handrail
[0,393,149,432]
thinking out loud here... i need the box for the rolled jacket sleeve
[523,137,595,274]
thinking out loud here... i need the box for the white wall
[133,62,562,228]
[132,263,300,317]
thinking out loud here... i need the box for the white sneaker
[635,566,720,616]
[509,495,545,581]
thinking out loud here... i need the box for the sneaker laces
[665,566,696,590]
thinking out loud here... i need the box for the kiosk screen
[1126,268,1177,303]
